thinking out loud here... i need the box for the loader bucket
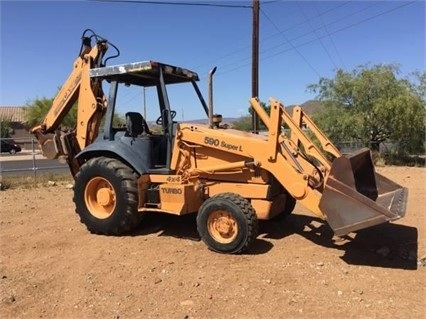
[319,148,408,236]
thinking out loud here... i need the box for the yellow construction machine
[32,30,407,254]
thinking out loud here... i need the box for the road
[0,153,68,176]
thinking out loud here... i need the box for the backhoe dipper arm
[31,32,109,161]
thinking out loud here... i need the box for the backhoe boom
[31,33,108,164]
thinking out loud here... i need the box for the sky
[1,0,425,121]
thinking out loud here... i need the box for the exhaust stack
[208,66,217,128]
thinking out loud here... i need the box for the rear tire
[73,157,143,235]
[197,193,258,254]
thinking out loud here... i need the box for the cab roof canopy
[89,60,200,87]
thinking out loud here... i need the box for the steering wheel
[156,110,177,125]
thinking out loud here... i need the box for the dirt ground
[0,166,425,319]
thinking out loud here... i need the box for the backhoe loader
[32,30,408,254]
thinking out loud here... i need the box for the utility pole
[252,0,259,133]
[143,87,147,120]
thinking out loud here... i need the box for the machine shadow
[130,212,275,255]
[260,213,418,270]
[129,212,417,268]
[130,213,201,241]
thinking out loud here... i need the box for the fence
[0,137,68,181]
[335,141,366,155]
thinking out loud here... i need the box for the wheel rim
[207,210,238,244]
[84,177,116,219]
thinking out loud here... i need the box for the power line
[91,0,350,74]
[313,1,347,70]
[259,1,382,58]
[218,1,418,75]
[193,1,350,70]
[90,0,252,9]
[91,0,418,78]
[260,7,321,77]
[266,1,417,63]
[296,3,339,71]
[260,1,351,44]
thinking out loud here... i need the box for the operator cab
[89,60,209,174]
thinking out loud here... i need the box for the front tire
[197,193,258,254]
[73,157,143,235]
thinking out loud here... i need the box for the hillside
[285,100,323,116]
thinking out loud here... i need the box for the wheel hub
[96,188,114,206]
[207,210,238,243]
[214,217,235,237]
[84,176,116,219]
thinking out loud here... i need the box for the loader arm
[31,33,109,174]
[251,98,336,172]
[251,97,407,235]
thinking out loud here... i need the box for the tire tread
[73,157,142,235]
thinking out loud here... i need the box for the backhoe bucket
[319,148,408,236]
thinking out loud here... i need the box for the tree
[232,101,271,132]
[25,97,78,129]
[0,117,12,138]
[309,64,425,154]
[232,116,252,131]
[407,70,426,104]
[248,101,270,117]
[25,96,125,130]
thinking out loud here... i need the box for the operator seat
[125,112,151,137]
